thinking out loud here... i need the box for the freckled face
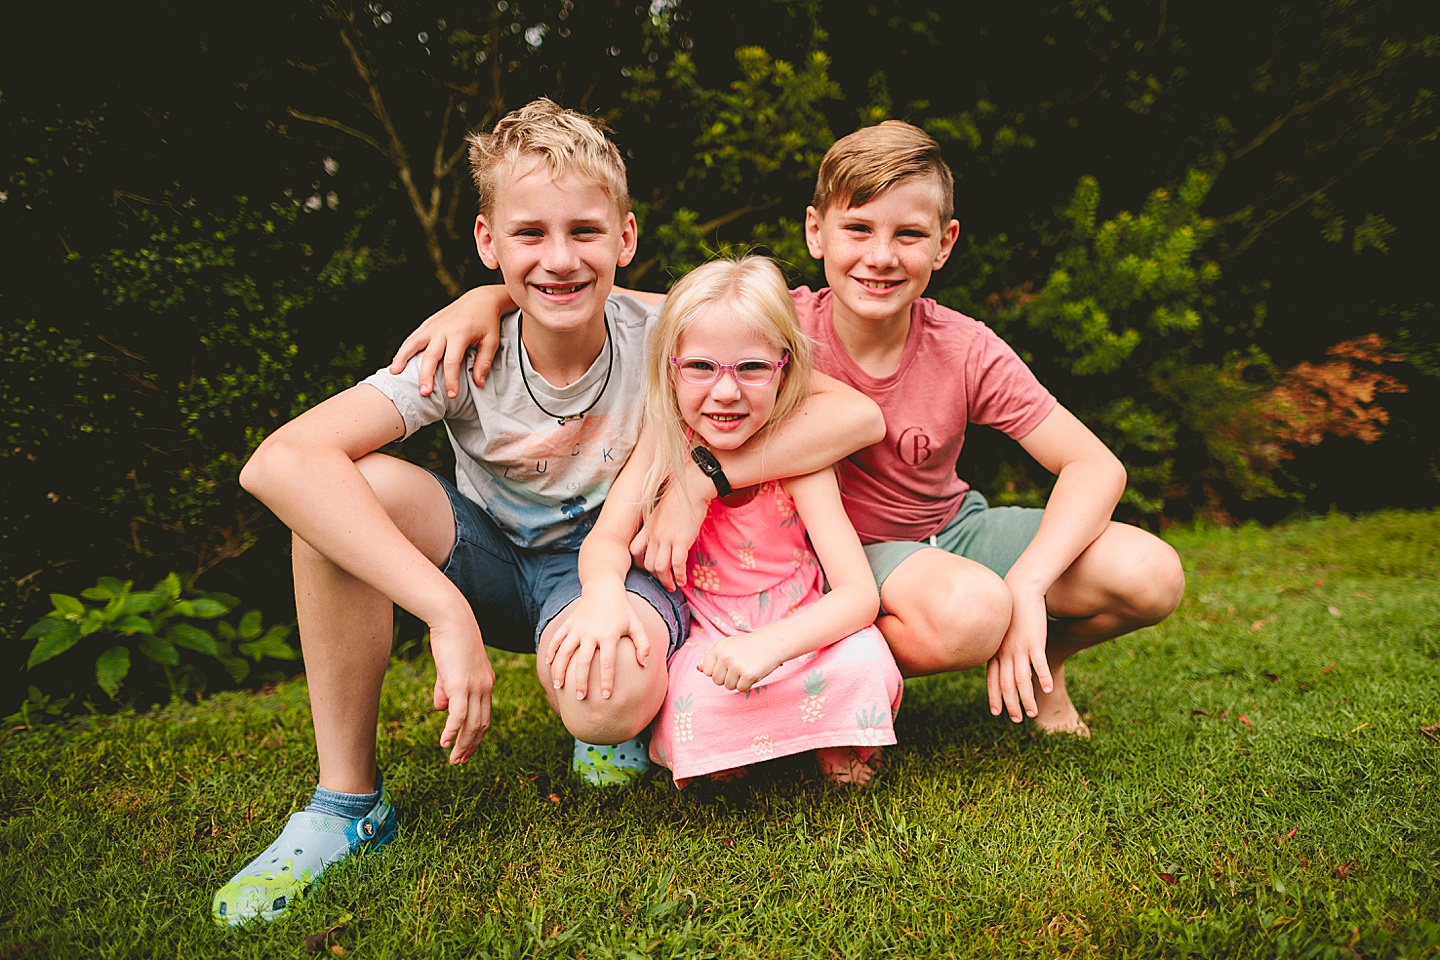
[804,177,959,330]
[475,159,637,337]
[671,308,787,452]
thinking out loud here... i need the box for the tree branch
[1231,64,1389,163]
[284,107,387,156]
[1219,176,1338,261]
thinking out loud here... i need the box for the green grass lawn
[3,510,1438,959]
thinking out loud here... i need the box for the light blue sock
[305,780,381,820]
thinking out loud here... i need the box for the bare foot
[1032,663,1091,738]
[815,746,882,786]
[1034,706,1091,739]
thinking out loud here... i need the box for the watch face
[691,446,730,496]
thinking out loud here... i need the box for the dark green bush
[19,573,298,719]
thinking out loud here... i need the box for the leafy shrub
[20,573,298,712]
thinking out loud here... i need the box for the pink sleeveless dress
[649,481,904,785]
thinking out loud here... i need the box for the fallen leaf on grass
[1279,828,1297,842]
[1327,605,1342,617]
[1159,872,1176,885]
[1218,709,1231,721]
[547,793,562,803]
[1335,861,1356,880]
[1191,709,1212,718]
[1251,620,1267,631]
[1323,662,1336,675]
[1420,723,1440,744]
[1239,714,1254,729]
[330,947,348,958]
[721,836,735,849]
[304,914,353,953]
[1263,671,1280,683]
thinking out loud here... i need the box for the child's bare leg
[295,453,459,792]
[215,454,458,926]
[815,746,883,786]
[1032,522,1185,735]
[536,595,670,745]
[875,551,1011,677]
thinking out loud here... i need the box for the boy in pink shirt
[399,121,1184,736]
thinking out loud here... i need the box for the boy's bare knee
[887,564,1010,669]
[936,571,1011,662]
[1136,541,1185,624]
[1106,538,1185,628]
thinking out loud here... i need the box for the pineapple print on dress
[672,693,695,742]
[647,481,903,787]
[774,488,800,527]
[799,669,829,723]
[690,548,721,594]
[855,706,888,746]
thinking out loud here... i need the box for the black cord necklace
[516,312,614,426]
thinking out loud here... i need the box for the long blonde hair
[642,256,813,511]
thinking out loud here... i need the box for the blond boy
[212,100,881,926]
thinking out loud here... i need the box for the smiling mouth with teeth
[857,278,902,290]
[536,282,588,295]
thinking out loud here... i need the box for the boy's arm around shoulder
[631,372,884,590]
[723,371,883,486]
[389,285,666,398]
[388,286,514,399]
[544,430,657,701]
[698,467,879,693]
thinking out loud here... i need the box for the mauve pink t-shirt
[790,286,1057,544]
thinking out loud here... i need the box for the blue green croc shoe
[572,733,651,786]
[212,791,396,926]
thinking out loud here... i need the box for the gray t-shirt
[362,293,655,550]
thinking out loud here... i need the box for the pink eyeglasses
[669,351,790,386]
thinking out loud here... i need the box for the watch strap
[690,446,732,498]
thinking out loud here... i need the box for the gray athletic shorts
[863,490,1044,613]
[432,474,688,657]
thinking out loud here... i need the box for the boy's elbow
[1106,451,1128,498]
[857,396,885,447]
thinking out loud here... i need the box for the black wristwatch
[690,446,732,498]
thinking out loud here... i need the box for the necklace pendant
[557,414,582,425]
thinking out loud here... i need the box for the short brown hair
[811,120,955,224]
[466,98,630,220]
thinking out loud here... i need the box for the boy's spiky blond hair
[811,120,955,224]
[466,98,630,219]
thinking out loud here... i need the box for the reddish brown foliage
[1265,334,1408,447]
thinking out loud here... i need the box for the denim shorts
[431,474,688,657]
[863,490,1045,606]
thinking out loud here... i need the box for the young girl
[546,256,903,785]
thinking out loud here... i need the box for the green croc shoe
[212,788,396,926]
[572,733,651,786]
